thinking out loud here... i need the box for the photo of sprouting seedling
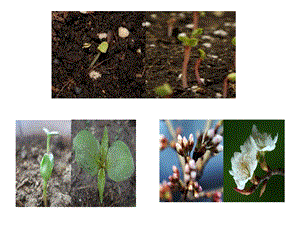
[159,120,223,202]
[146,11,236,98]
[16,120,72,207]
[224,120,285,202]
[71,120,136,207]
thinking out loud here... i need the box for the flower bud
[183,136,188,148]
[176,143,182,153]
[184,164,190,174]
[184,174,190,182]
[188,184,193,191]
[207,128,215,138]
[190,171,197,180]
[212,134,223,145]
[189,159,196,170]
[194,192,200,198]
[177,135,183,144]
[216,144,223,152]
[189,133,194,144]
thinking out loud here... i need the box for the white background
[1,0,299,224]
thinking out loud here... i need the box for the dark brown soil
[145,11,236,98]
[52,11,235,98]
[16,135,71,207]
[52,11,146,98]
[71,120,136,207]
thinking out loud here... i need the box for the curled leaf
[40,153,54,182]
[98,168,106,203]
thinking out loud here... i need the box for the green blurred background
[224,120,285,202]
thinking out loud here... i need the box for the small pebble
[142,21,151,27]
[150,14,157,19]
[185,24,194,29]
[98,33,107,39]
[118,27,130,38]
[216,93,222,98]
[213,30,228,37]
[89,70,101,80]
[202,43,212,48]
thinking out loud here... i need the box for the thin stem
[223,77,229,98]
[46,135,51,153]
[193,12,199,30]
[194,58,203,86]
[89,52,101,69]
[43,180,48,207]
[181,46,191,88]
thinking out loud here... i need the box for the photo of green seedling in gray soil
[71,120,136,207]
[16,120,72,207]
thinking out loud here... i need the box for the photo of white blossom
[224,120,284,202]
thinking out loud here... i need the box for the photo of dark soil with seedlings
[52,11,146,98]
[15,121,72,207]
[71,120,136,207]
[52,11,235,98]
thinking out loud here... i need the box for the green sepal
[98,41,109,53]
[100,126,109,166]
[154,83,173,97]
[191,28,203,38]
[106,141,134,182]
[97,168,106,203]
[40,153,54,182]
[73,130,101,177]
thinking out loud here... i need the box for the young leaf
[98,41,109,53]
[100,126,109,165]
[40,153,54,182]
[191,28,203,38]
[73,130,101,177]
[177,33,188,43]
[198,48,206,60]
[188,38,198,47]
[154,83,173,97]
[232,37,236,46]
[98,168,106,203]
[106,141,134,182]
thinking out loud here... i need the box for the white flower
[229,149,258,190]
[43,128,59,136]
[251,125,278,152]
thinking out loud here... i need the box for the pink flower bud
[194,192,200,198]
[212,134,223,145]
[183,136,188,147]
[207,129,215,138]
[184,164,190,174]
[184,174,190,182]
[189,159,196,170]
[216,144,223,152]
[189,133,194,143]
[190,171,197,180]
[177,135,183,144]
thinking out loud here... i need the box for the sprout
[40,128,59,206]
[194,48,206,86]
[154,83,173,98]
[89,41,109,69]
[223,73,236,98]
[73,127,134,204]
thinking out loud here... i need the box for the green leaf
[154,83,173,97]
[232,37,236,46]
[100,126,109,165]
[97,168,106,203]
[198,48,206,59]
[177,33,188,43]
[106,141,134,182]
[73,130,101,177]
[227,73,236,82]
[188,38,198,47]
[40,153,54,182]
[98,41,109,53]
[191,28,203,38]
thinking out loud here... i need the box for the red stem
[194,58,203,86]
[182,46,191,88]
[193,12,199,30]
[223,77,229,98]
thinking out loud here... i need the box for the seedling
[154,83,173,98]
[194,48,206,86]
[73,127,134,204]
[223,73,236,98]
[40,128,59,207]
[167,17,177,37]
[88,41,109,69]
[178,28,203,88]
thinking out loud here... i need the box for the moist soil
[16,135,71,207]
[52,11,235,98]
[71,120,136,207]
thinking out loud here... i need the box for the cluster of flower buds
[193,128,223,162]
[175,134,194,157]
[159,181,172,202]
[184,158,203,198]
[159,134,168,150]
[167,166,180,188]
[205,190,222,202]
